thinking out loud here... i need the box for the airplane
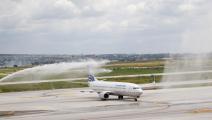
[87,74,143,101]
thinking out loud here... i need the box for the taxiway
[0,85,212,120]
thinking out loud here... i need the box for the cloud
[0,0,211,54]
[181,0,212,53]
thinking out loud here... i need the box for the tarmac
[0,84,212,120]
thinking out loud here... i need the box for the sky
[0,0,212,54]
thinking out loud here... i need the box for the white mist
[0,60,110,82]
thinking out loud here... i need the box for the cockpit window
[133,87,140,89]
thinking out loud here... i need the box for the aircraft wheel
[118,95,123,100]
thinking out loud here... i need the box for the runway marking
[191,108,212,113]
[0,110,54,117]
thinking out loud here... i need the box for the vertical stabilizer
[87,65,97,82]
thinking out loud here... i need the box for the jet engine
[99,92,110,100]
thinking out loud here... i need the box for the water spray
[0,59,111,82]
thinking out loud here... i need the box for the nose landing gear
[134,96,140,101]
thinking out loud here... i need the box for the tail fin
[88,74,97,82]
[87,65,97,82]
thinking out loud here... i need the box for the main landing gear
[118,95,123,100]
[118,96,138,101]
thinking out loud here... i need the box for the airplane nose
[139,89,143,95]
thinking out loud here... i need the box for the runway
[1,85,212,120]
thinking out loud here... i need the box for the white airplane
[87,74,143,101]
